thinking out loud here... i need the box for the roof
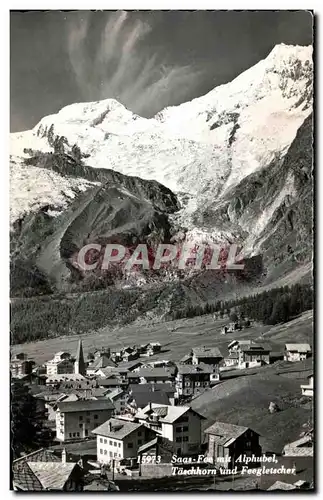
[58,399,114,413]
[88,355,116,370]
[137,367,175,379]
[267,481,296,491]
[12,449,63,491]
[192,347,223,358]
[285,343,311,352]
[137,435,173,454]
[130,390,170,409]
[179,354,192,363]
[225,352,239,359]
[129,383,175,395]
[106,388,124,400]
[177,363,216,375]
[97,378,124,387]
[117,361,143,371]
[204,421,256,444]
[46,374,85,382]
[136,403,205,424]
[240,343,271,352]
[92,418,143,439]
[28,462,77,490]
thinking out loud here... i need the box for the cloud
[66,11,202,117]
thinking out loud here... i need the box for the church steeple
[74,339,86,375]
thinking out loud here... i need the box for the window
[127,442,134,449]
[176,427,182,433]
[138,439,142,445]
[77,432,80,437]
[79,416,83,421]
[104,450,107,455]
[109,440,113,445]
[100,449,103,454]
[109,451,113,457]
[69,433,72,438]
[114,452,117,457]
[246,441,251,447]
[178,416,189,423]
[100,438,103,443]
[79,424,83,429]
[183,426,188,432]
[86,419,90,424]
[176,437,181,442]
[118,443,121,448]
[183,436,189,442]
[114,442,117,447]
[138,431,142,437]
[94,414,98,420]
[104,439,107,444]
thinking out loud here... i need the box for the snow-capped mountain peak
[11,43,313,247]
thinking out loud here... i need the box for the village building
[141,342,162,357]
[223,352,240,367]
[86,354,117,376]
[284,344,312,362]
[56,398,115,441]
[136,367,176,384]
[135,403,205,455]
[282,435,313,457]
[192,347,223,366]
[175,363,220,397]
[122,348,140,363]
[10,358,35,378]
[93,347,111,359]
[45,352,74,376]
[12,448,84,491]
[179,354,193,365]
[205,421,261,469]
[238,343,271,367]
[97,375,127,391]
[106,388,128,414]
[92,418,156,465]
[137,435,174,464]
[45,373,90,387]
[227,340,252,354]
[301,374,314,397]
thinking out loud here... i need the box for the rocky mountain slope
[10,43,313,328]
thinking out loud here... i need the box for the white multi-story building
[135,403,206,455]
[92,418,156,464]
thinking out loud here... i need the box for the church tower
[74,339,86,375]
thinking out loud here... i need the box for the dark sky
[10,10,313,132]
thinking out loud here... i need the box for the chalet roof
[58,399,114,413]
[179,354,192,363]
[177,363,216,375]
[130,390,170,409]
[12,449,63,491]
[225,352,240,359]
[137,436,173,454]
[136,367,175,379]
[28,462,77,490]
[88,355,116,370]
[267,481,296,491]
[97,378,124,387]
[192,347,223,358]
[92,418,142,439]
[204,421,257,444]
[285,343,311,353]
[136,403,205,424]
[117,361,144,371]
[240,343,271,352]
[129,383,175,395]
